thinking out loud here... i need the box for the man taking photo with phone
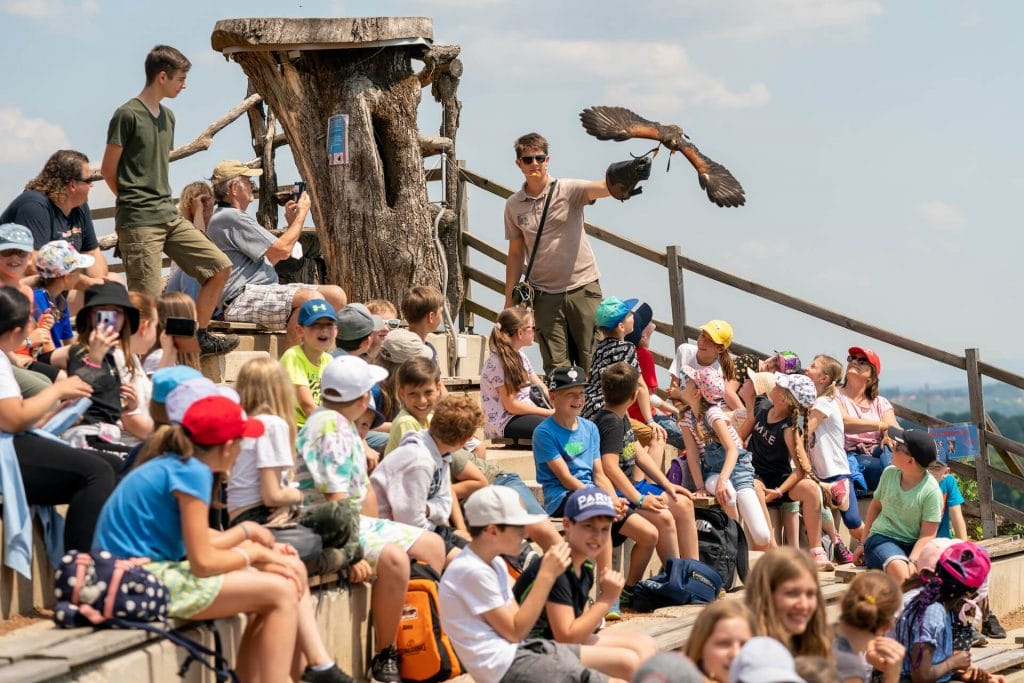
[204,160,347,340]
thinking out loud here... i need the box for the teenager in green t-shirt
[855,428,942,583]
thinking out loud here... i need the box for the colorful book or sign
[927,423,980,462]
[327,114,348,165]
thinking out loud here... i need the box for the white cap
[747,368,776,396]
[464,485,548,527]
[166,378,240,423]
[729,637,805,683]
[321,355,388,402]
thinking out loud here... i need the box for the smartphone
[165,317,197,337]
[292,180,307,202]
[95,310,120,331]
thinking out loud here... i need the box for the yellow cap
[210,160,262,185]
[700,320,733,349]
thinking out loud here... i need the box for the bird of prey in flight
[579,105,745,207]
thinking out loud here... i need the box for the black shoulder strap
[522,180,557,283]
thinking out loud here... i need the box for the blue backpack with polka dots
[53,550,168,626]
[53,550,241,682]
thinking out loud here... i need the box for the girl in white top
[113,291,157,445]
[227,354,352,682]
[667,320,742,410]
[806,354,866,560]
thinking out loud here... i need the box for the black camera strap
[522,180,557,285]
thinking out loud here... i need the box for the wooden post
[456,160,473,333]
[666,245,687,348]
[211,17,444,303]
[966,347,997,538]
[245,81,280,232]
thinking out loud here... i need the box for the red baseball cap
[847,346,882,375]
[181,396,264,446]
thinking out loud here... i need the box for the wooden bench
[836,535,1024,583]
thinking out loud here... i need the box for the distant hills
[886,381,1024,418]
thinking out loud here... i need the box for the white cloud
[0,107,70,165]
[700,0,883,41]
[919,200,966,232]
[1,0,97,18]
[472,36,770,111]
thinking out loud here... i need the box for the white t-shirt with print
[227,414,295,511]
[668,342,721,379]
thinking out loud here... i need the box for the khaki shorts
[116,217,231,298]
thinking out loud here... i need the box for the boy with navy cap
[513,486,657,680]
[438,485,608,683]
[280,298,337,426]
[582,296,662,440]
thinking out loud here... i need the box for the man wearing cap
[0,150,111,291]
[856,427,943,583]
[503,132,611,376]
[206,160,347,333]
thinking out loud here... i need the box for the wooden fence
[437,164,1024,539]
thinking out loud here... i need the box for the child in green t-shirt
[856,428,943,583]
[383,356,440,454]
[280,299,336,426]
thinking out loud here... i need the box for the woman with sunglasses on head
[836,346,898,492]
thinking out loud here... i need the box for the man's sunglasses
[847,355,872,366]
[519,155,548,165]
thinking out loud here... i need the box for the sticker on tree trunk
[327,114,348,165]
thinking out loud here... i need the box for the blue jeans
[701,441,756,492]
[365,430,388,453]
[848,445,893,492]
[652,414,686,451]
[864,532,914,570]
[494,472,545,515]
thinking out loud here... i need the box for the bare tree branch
[169,93,263,162]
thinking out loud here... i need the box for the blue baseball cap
[563,486,618,521]
[595,296,638,329]
[151,366,203,403]
[298,299,337,326]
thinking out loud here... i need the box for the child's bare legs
[885,558,912,584]
[190,570,299,683]
[667,493,698,560]
[579,643,641,681]
[292,584,334,681]
[407,530,445,573]
[526,518,562,551]
[781,510,799,546]
[790,479,823,549]
[636,507,679,561]
[615,514,658,586]
[588,631,658,675]
[371,543,412,652]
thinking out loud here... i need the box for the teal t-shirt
[107,98,179,227]
[870,466,943,543]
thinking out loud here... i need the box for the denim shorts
[494,472,545,516]
[864,532,915,570]
[702,441,756,492]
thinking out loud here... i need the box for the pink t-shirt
[835,391,893,451]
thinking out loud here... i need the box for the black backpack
[694,507,749,591]
[629,558,724,612]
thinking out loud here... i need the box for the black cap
[548,365,587,391]
[888,427,938,468]
[625,302,653,346]
[76,281,140,333]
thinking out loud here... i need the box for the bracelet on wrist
[636,493,647,508]
[240,522,252,540]
[231,547,251,569]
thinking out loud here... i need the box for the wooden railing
[440,164,1024,538]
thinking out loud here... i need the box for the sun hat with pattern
[774,372,817,408]
[680,364,725,403]
[35,240,95,278]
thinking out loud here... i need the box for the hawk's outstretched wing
[681,147,746,208]
[579,106,662,142]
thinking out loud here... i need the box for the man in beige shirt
[503,133,610,375]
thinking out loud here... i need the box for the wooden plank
[666,246,687,349]
[973,649,1024,674]
[967,349,997,538]
[984,421,1024,478]
[463,299,498,323]
[44,628,150,667]
[977,362,1024,393]
[461,232,506,265]
[0,626,92,661]
[893,404,950,428]
[583,221,666,267]
[0,658,70,683]
[465,266,503,295]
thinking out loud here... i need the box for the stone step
[200,350,273,384]
[482,448,536,480]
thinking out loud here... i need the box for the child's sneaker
[302,663,354,683]
[832,538,855,565]
[983,612,1008,639]
[368,645,400,683]
[605,597,622,621]
[810,547,834,572]
[619,585,635,611]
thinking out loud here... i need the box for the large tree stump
[211,17,443,305]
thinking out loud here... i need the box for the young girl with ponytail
[740,371,830,568]
[806,354,866,561]
[834,570,905,683]
[668,319,741,410]
[479,307,552,440]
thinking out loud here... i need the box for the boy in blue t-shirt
[927,457,966,541]
[532,366,606,516]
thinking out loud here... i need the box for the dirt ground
[998,605,1024,633]
[0,609,51,637]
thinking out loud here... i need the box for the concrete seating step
[482,449,536,480]
[200,350,273,384]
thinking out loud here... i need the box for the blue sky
[1,0,1021,389]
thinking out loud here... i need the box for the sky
[1,0,1022,392]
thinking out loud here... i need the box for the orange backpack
[397,562,463,682]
